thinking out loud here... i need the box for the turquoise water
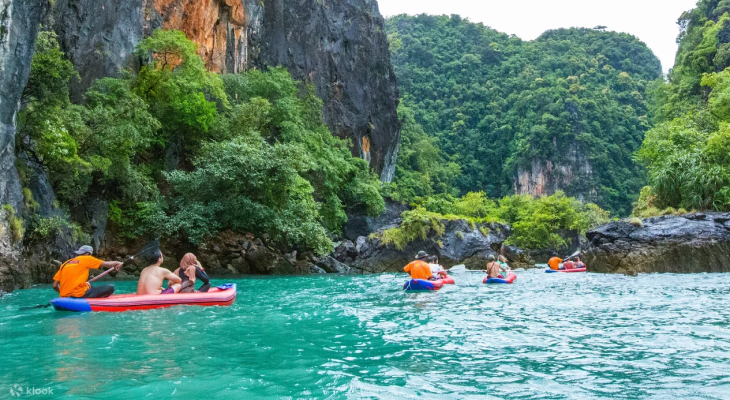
[1,270,730,399]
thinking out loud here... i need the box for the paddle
[447,264,484,274]
[20,240,160,310]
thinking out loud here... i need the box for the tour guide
[404,251,433,280]
[52,245,123,298]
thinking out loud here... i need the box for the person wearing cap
[404,251,433,280]
[52,245,123,298]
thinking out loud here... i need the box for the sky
[377,0,700,73]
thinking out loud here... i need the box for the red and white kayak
[51,284,237,312]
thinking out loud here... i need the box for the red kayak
[545,268,586,273]
[51,284,237,312]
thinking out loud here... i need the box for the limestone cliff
[48,0,400,180]
[0,0,45,292]
[514,144,595,202]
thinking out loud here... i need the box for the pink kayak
[51,284,237,312]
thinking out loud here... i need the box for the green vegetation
[18,29,383,254]
[638,0,730,213]
[381,191,609,251]
[2,205,25,243]
[386,15,662,216]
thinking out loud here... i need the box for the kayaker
[173,253,211,293]
[548,253,563,270]
[136,250,183,295]
[404,251,433,280]
[483,255,508,279]
[52,245,123,298]
[574,257,586,269]
[563,258,576,270]
[498,255,510,269]
[427,255,447,280]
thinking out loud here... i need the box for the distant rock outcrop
[335,218,515,273]
[583,213,730,274]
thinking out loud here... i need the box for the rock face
[0,0,46,293]
[256,0,401,181]
[514,145,594,202]
[583,213,730,274]
[48,0,400,179]
[339,219,512,273]
[343,199,407,241]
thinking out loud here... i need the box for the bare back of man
[136,253,182,295]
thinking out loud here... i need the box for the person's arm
[99,260,123,271]
[195,267,211,292]
[52,280,60,293]
[164,269,182,284]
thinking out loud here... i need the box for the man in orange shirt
[52,245,123,298]
[404,251,433,280]
[548,253,563,270]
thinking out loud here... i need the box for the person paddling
[404,251,433,280]
[483,255,508,279]
[173,253,211,293]
[52,245,122,298]
[548,253,563,270]
[137,250,182,295]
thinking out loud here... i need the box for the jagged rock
[230,257,249,274]
[501,245,536,269]
[351,218,511,273]
[333,240,357,264]
[344,199,408,240]
[315,256,351,274]
[226,264,239,275]
[311,266,326,274]
[583,213,730,274]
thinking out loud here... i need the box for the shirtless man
[136,250,182,295]
[483,255,508,279]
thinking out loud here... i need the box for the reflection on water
[1,272,730,399]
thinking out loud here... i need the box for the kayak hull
[436,276,455,285]
[51,284,237,312]
[403,279,444,292]
[483,272,517,284]
[545,268,586,273]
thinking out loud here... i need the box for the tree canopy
[386,15,662,216]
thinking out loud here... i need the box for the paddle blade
[379,274,397,282]
[448,264,467,273]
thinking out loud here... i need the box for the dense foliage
[638,0,730,213]
[386,15,662,216]
[18,29,383,254]
[380,191,609,251]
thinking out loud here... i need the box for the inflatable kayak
[483,272,517,284]
[436,276,455,285]
[51,283,237,312]
[545,268,586,273]
[403,279,444,292]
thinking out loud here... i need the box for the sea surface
[1,270,729,399]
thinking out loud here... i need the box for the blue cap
[74,245,94,255]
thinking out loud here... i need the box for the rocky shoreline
[583,213,730,274]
